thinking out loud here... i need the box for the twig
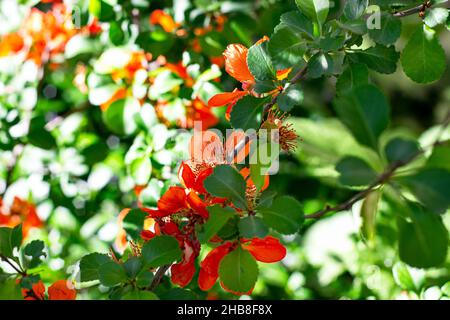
[230,65,308,161]
[0,254,25,276]
[305,113,450,220]
[148,264,171,291]
[392,0,449,18]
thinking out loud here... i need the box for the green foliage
[218,246,258,293]
[258,196,304,235]
[142,236,183,268]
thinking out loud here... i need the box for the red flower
[198,236,286,294]
[22,281,45,300]
[198,242,233,291]
[144,186,208,218]
[0,197,42,238]
[241,236,286,263]
[149,10,179,33]
[48,280,77,300]
[171,240,197,287]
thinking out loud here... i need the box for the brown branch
[392,0,450,18]
[148,264,171,291]
[305,113,450,220]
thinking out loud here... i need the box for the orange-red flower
[198,236,286,294]
[22,280,45,300]
[0,32,25,57]
[208,37,290,119]
[144,186,208,219]
[171,240,197,287]
[149,10,179,33]
[21,280,76,300]
[0,197,42,238]
[47,280,77,300]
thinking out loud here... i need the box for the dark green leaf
[350,45,399,74]
[336,63,369,95]
[401,27,446,84]
[344,0,368,20]
[279,11,314,39]
[307,52,334,78]
[204,165,248,210]
[399,168,450,214]
[258,196,304,234]
[247,41,276,81]
[368,14,402,45]
[230,96,266,131]
[142,236,182,268]
[99,262,128,287]
[269,27,306,70]
[199,206,236,244]
[79,253,111,282]
[398,203,448,268]
[336,156,377,186]
[238,216,269,238]
[277,83,303,112]
[385,138,419,164]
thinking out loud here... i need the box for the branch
[148,264,171,291]
[0,254,25,276]
[305,113,450,220]
[392,0,450,18]
[229,65,308,162]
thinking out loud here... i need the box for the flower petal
[208,90,248,107]
[241,236,286,263]
[198,242,233,291]
[48,280,77,300]
[187,191,209,218]
[224,44,254,83]
[157,186,187,213]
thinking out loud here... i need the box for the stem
[305,113,450,220]
[0,254,25,276]
[230,65,308,161]
[148,264,171,291]
[392,0,450,18]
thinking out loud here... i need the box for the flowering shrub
[1,0,450,300]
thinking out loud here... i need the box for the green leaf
[199,31,226,56]
[148,70,184,99]
[124,257,143,279]
[230,96,266,131]
[141,236,182,268]
[360,189,381,243]
[334,85,389,150]
[336,156,377,186]
[79,253,111,282]
[384,138,419,164]
[401,27,446,84]
[199,206,236,244]
[336,63,369,95]
[368,14,402,45]
[159,288,197,300]
[392,262,423,292]
[122,209,148,240]
[0,279,23,300]
[424,8,449,28]
[122,290,159,300]
[351,45,399,74]
[277,83,304,112]
[269,26,306,70]
[203,165,248,210]
[136,270,154,287]
[279,11,314,39]
[23,240,46,269]
[249,141,280,191]
[247,41,276,81]
[343,0,368,20]
[238,216,269,239]
[99,262,128,287]
[0,228,14,258]
[399,168,450,214]
[426,143,450,171]
[258,196,304,234]
[307,52,334,78]
[218,246,258,294]
[109,21,125,46]
[398,203,448,268]
[295,0,329,31]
